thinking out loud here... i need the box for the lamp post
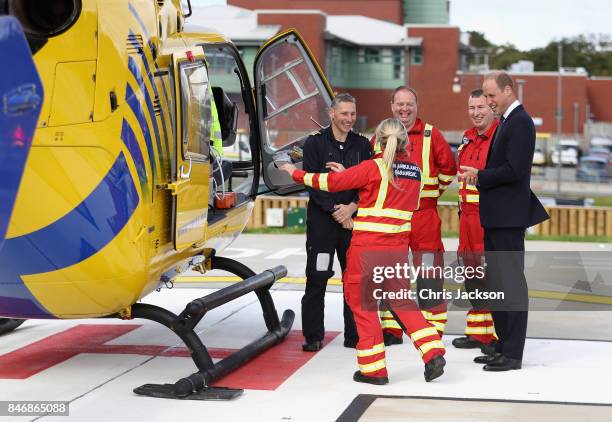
[517,79,525,103]
[556,44,563,195]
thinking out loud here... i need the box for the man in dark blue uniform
[301,93,372,351]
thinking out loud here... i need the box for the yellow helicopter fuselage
[2,0,252,319]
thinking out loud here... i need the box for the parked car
[590,137,612,153]
[576,155,612,182]
[533,145,546,166]
[587,147,611,160]
[551,139,581,167]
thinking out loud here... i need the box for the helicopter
[0,0,333,400]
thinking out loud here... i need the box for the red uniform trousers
[345,244,445,379]
[458,208,497,344]
[382,206,447,339]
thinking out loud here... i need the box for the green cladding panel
[403,0,450,24]
[326,45,406,89]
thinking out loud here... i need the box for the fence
[248,196,612,238]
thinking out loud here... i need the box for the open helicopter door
[254,30,334,195]
[170,49,211,250]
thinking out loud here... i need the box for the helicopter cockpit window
[203,46,252,163]
[179,60,211,160]
[257,41,330,152]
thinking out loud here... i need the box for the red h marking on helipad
[0,325,339,390]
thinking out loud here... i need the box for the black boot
[302,340,323,352]
[480,340,498,356]
[383,332,403,346]
[424,355,446,382]
[452,336,481,349]
[353,371,388,385]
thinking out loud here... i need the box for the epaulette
[351,131,369,140]
[457,143,466,151]
[309,130,322,136]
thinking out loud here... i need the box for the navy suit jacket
[478,104,549,229]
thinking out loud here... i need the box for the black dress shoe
[383,332,403,346]
[343,338,358,349]
[353,371,389,385]
[452,336,481,349]
[474,353,501,364]
[483,355,521,371]
[424,355,446,382]
[302,340,323,352]
[480,340,498,356]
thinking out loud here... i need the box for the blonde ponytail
[382,134,398,182]
[374,118,408,187]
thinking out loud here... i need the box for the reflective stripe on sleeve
[438,173,455,183]
[319,173,329,191]
[304,173,314,187]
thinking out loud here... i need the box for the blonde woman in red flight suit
[280,118,446,384]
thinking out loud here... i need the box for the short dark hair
[485,71,514,91]
[470,89,484,98]
[330,93,356,108]
[391,86,418,104]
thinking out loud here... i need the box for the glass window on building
[357,47,382,64]
[393,49,405,79]
[411,47,424,65]
[327,44,406,89]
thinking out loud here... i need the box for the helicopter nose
[0,16,45,252]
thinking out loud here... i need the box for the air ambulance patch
[393,162,421,181]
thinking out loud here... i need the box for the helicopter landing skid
[128,257,294,400]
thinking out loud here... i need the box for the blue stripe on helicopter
[0,16,43,252]
[127,27,171,161]
[127,45,164,174]
[125,83,157,183]
[120,118,148,195]
[157,74,175,156]
[0,152,139,318]
[142,40,171,159]
[128,3,150,40]
[128,4,173,157]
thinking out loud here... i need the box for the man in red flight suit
[375,87,457,345]
[453,89,498,353]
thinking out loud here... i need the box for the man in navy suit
[459,71,549,371]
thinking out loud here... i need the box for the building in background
[187,0,612,144]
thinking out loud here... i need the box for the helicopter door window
[202,45,252,164]
[257,42,330,152]
[179,60,211,161]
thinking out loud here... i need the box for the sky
[190,0,611,51]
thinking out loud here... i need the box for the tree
[469,33,612,76]
[467,31,492,48]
